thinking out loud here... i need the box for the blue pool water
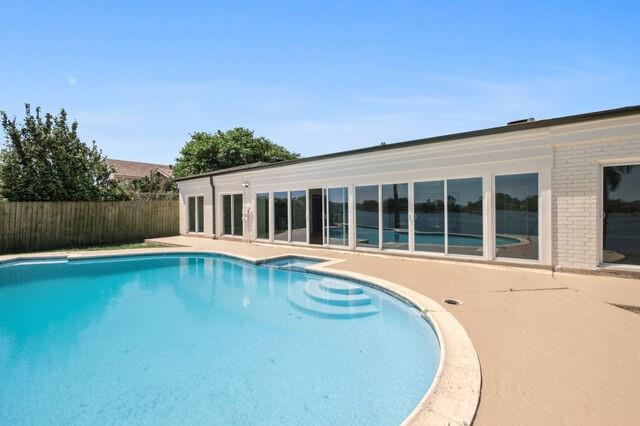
[0,254,440,425]
[261,255,324,271]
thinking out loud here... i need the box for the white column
[408,181,415,252]
[482,174,494,260]
[539,170,553,266]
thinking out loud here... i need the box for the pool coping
[0,248,481,425]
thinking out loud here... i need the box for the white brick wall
[553,137,640,269]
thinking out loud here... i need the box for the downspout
[209,176,216,238]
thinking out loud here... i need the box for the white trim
[187,194,205,234]
[408,179,415,252]
[377,184,383,250]
[444,180,449,254]
[219,192,244,237]
[306,188,310,244]
[491,171,543,264]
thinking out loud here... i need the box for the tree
[0,104,128,201]
[130,171,177,193]
[172,128,300,178]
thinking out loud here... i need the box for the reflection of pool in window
[274,192,288,241]
[326,187,349,246]
[495,173,539,260]
[382,183,408,250]
[603,165,640,266]
[448,178,483,256]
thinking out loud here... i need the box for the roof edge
[175,104,640,182]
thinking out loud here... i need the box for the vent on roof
[507,117,535,126]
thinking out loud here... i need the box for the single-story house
[175,105,640,272]
[107,159,173,185]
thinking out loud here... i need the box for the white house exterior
[176,106,640,272]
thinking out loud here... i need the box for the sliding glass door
[223,195,232,235]
[290,190,307,243]
[222,194,243,237]
[325,187,349,246]
[495,173,538,260]
[603,164,640,265]
[355,185,379,248]
[187,196,204,233]
[256,193,269,239]
[412,177,482,256]
[382,183,409,250]
[273,191,288,241]
[447,178,483,256]
[413,181,445,253]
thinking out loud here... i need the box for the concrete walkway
[146,236,640,425]
[3,236,639,425]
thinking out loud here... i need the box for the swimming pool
[0,254,440,425]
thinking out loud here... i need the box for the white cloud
[67,76,77,86]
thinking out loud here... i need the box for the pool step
[318,279,363,295]
[288,278,379,319]
[305,280,370,306]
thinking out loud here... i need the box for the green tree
[173,127,300,178]
[0,104,128,201]
[130,172,177,193]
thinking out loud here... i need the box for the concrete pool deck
[3,235,640,424]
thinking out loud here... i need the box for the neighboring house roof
[174,104,640,182]
[107,159,173,180]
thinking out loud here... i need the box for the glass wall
[603,164,640,265]
[188,197,196,232]
[326,187,349,246]
[382,183,409,250]
[495,173,538,260]
[355,185,379,248]
[274,192,289,241]
[447,178,483,256]
[413,181,445,253]
[290,190,307,243]
[256,193,269,239]
[233,194,243,236]
[223,195,232,235]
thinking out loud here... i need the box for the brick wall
[553,137,640,268]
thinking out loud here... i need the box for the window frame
[598,158,640,269]
[187,194,205,234]
[220,192,244,238]
[493,172,540,262]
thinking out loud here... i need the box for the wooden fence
[0,200,179,254]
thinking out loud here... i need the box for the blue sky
[1,1,639,164]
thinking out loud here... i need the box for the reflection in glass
[603,165,640,265]
[196,196,204,233]
[495,173,538,260]
[414,181,445,253]
[188,197,196,232]
[256,193,269,239]
[447,178,483,256]
[355,185,379,248]
[382,183,408,250]
[274,192,288,241]
[326,187,349,246]
[223,195,232,235]
[233,194,243,236]
[291,190,307,243]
